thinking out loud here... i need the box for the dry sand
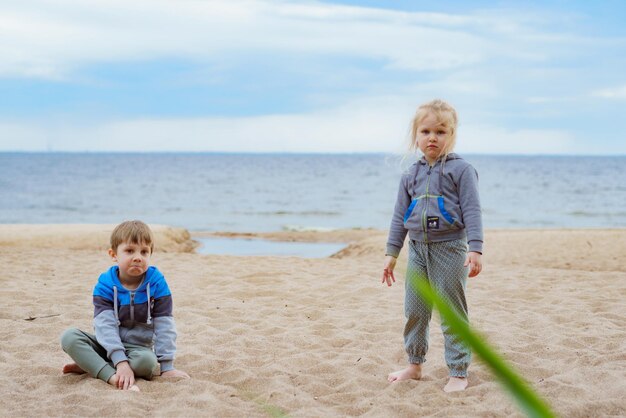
[0,225,625,417]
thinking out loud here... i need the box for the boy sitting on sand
[60,220,189,391]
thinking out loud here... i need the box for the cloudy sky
[1,0,625,154]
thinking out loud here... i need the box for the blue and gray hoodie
[386,153,483,257]
[93,266,177,372]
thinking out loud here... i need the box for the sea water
[1,153,624,255]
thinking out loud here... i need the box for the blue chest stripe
[403,199,418,223]
[438,196,455,224]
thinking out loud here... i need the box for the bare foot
[160,369,190,379]
[107,375,140,392]
[387,363,422,382]
[62,363,86,374]
[444,376,468,392]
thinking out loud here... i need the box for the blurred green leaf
[410,274,556,418]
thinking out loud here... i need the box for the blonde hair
[110,220,154,253]
[408,99,458,160]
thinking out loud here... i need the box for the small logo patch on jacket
[427,216,440,229]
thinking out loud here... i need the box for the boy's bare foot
[387,363,422,382]
[160,369,190,379]
[107,374,140,392]
[62,363,86,374]
[444,376,468,392]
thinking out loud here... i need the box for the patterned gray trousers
[404,238,471,377]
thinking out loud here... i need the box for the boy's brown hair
[110,220,154,253]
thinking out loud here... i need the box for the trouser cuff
[96,364,116,383]
[448,365,468,377]
[408,355,426,365]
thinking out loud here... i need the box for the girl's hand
[382,255,397,287]
[464,251,482,278]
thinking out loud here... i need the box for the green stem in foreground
[410,276,556,418]
[239,389,289,418]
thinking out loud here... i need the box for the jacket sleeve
[93,288,127,366]
[151,277,177,372]
[386,174,410,257]
[458,165,483,253]
[153,315,177,372]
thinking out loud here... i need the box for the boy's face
[416,112,450,164]
[108,241,152,283]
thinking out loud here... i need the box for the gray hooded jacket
[386,153,483,257]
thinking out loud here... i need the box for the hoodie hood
[102,265,162,293]
[418,152,462,166]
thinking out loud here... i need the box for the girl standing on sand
[381,99,483,392]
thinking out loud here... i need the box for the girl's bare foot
[444,376,468,392]
[62,363,86,374]
[107,374,140,392]
[387,363,422,382]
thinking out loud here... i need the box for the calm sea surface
[1,153,625,232]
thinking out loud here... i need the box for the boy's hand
[161,369,190,379]
[382,255,397,287]
[115,361,135,390]
[464,251,482,278]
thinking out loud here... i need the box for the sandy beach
[0,225,625,417]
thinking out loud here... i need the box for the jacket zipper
[130,291,135,322]
[422,165,433,243]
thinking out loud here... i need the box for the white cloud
[0,98,412,153]
[591,85,626,99]
[0,0,560,79]
[457,125,576,155]
[0,122,51,150]
[1,98,585,155]
[526,96,574,104]
[0,1,621,156]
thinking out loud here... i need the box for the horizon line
[0,150,624,158]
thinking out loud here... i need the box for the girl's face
[416,112,450,164]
